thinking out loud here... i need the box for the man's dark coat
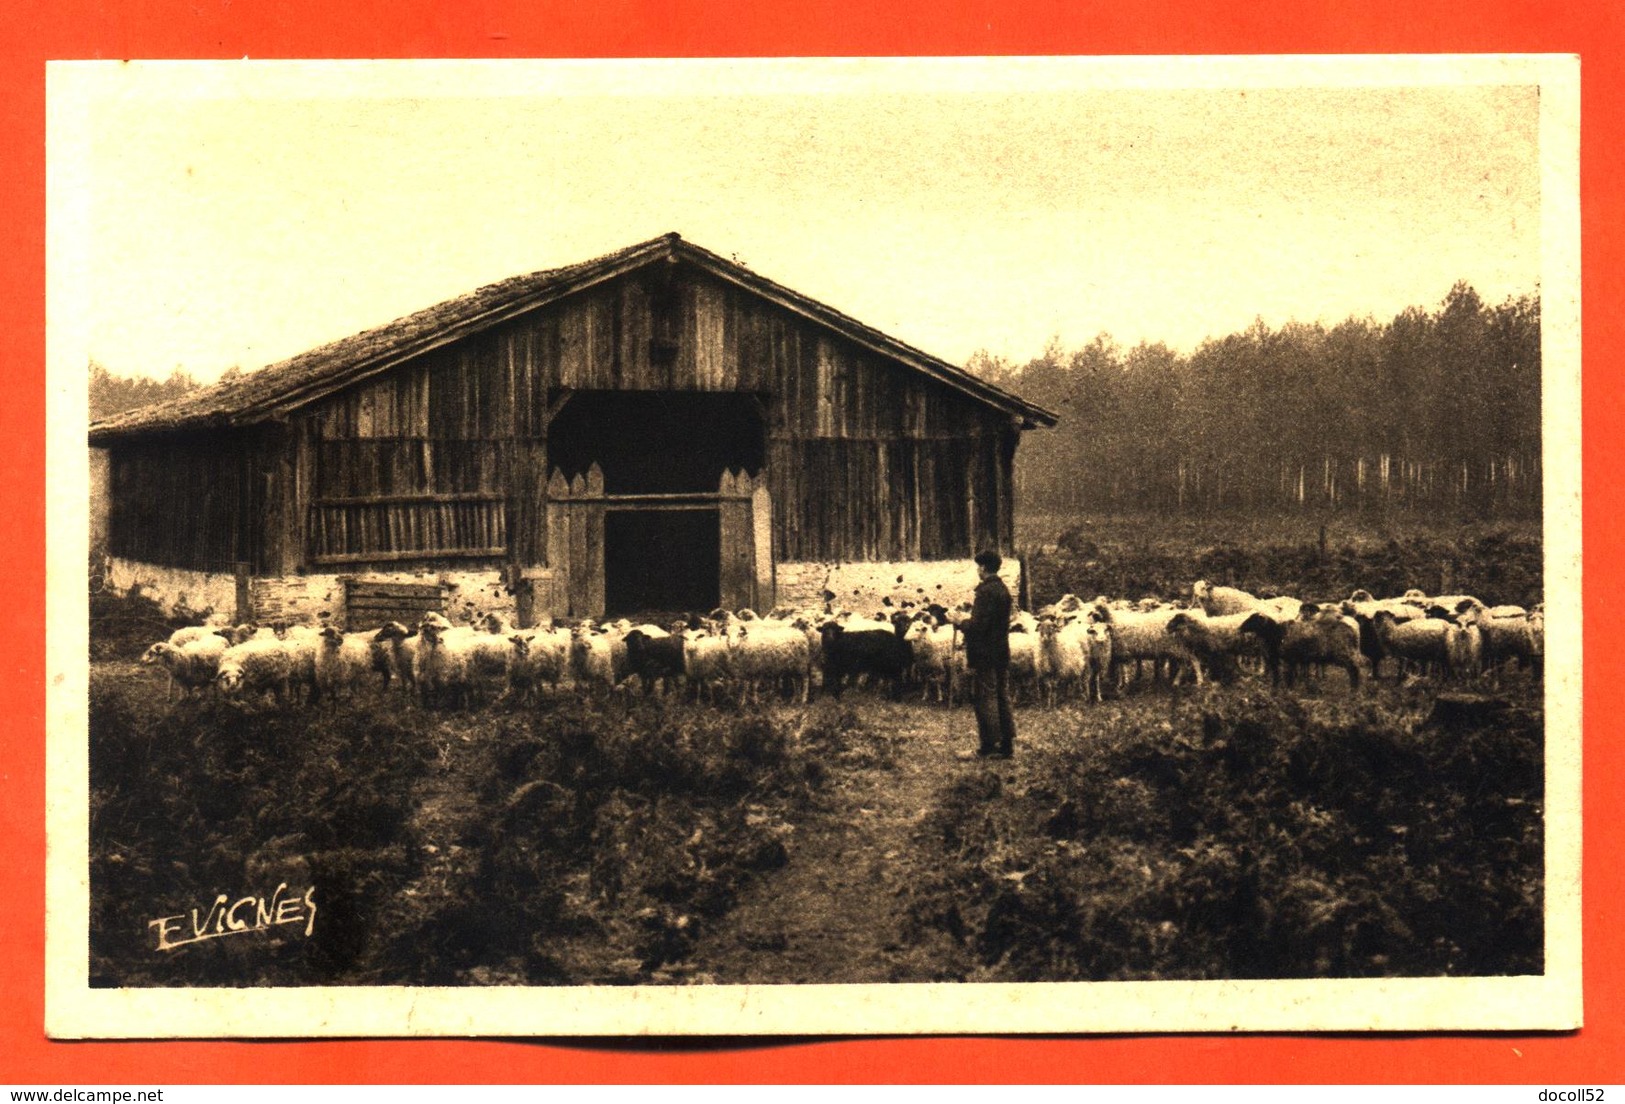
[964,573,1013,670]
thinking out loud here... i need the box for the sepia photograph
[45,54,1581,1036]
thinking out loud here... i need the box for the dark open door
[604,509,720,617]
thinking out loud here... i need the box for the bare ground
[682,700,974,984]
[380,691,1131,985]
[92,654,1538,986]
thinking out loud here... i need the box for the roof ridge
[670,237,1052,422]
[89,234,1057,441]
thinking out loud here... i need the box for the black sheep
[818,620,913,700]
[623,629,686,695]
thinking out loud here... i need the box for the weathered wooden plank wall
[669,268,1011,562]
[107,432,264,571]
[764,436,1001,562]
[487,266,991,438]
[717,469,754,611]
[176,260,1022,571]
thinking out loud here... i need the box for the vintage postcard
[45,54,1581,1036]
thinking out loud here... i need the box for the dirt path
[683,698,1022,984]
[365,692,1066,985]
[358,717,493,977]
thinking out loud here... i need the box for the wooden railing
[309,492,507,564]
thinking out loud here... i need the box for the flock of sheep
[135,579,1544,712]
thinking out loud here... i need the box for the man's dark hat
[974,549,1002,571]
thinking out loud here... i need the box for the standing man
[959,549,1017,760]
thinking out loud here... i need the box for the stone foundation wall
[775,558,1023,615]
[249,570,518,627]
[108,556,1023,628]
[106,557,522,627]
[105,557,238,621]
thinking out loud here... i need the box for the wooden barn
[89,234,1057,627]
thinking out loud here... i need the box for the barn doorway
[604,509,720,617]
[548,390,764,617]
[547,390,765,493]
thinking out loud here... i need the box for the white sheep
[218,622,318,693]
[1299,603,1366,680]
[1036,618,1097,706]
[461,628,515,685]
[141,635,228,701]
[1340,595,1424,677]
[569,624,619,692]
[480,612,515,635]
[1398,589,1483,613]
[1426,593,1485,612]
[681,627,734,704]
[595,620,643,686]
[1089,602,1202,687]
[1037,593,1089,620]
[166,625,220,648]
[904,619,959,704]
[1455,602,1540,680]
[1192,580,1260,617]
[1193,580,1300,622]
[313,626,378,703]
[1345,589,1425,622]
[143,626,221,698]
[215,637,297,704]
[1080,619,1113,703]
[1256,595,1304,621]
[216,623,277,646]
[412,618,489,709]
[1369,610,1467,680]
[833,611,897,636]
[1007,627,1044,702]
[1165,611,1257,684]
[426,624,515,701]
[507,627,573,701]
[1448,617,1484,679]
[731,620,815,704]
[278,628,322,704]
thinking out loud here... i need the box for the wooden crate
[344,578,447,632]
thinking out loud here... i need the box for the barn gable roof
[88,233,1058,444]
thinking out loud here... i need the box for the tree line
[90,362,196,421]
[972,282,1541,519]
[89,362,249,421]
[89,280,1541,521]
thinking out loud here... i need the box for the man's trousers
[971,665,1016,756]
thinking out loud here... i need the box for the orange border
[5,0,1620,1084]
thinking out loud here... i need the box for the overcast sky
[54,58,1544,384]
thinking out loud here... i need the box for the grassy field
[1014,508,1542,551]
[1017,511,1543,610]
[88,656,1543,987]
[86,511,1545,986]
